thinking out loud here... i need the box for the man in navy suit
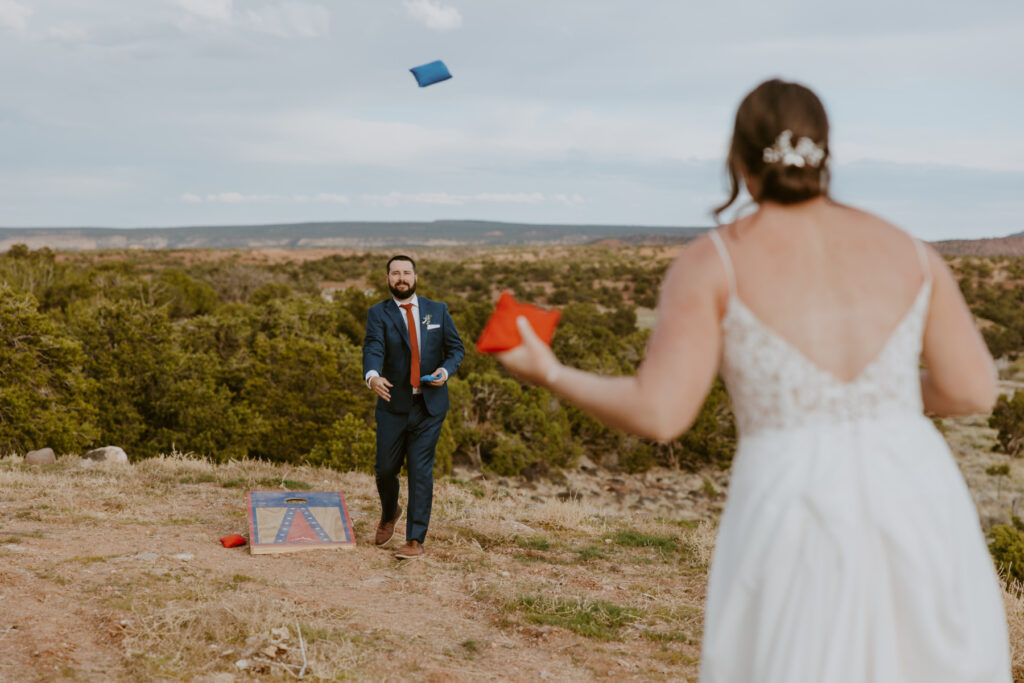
[363,255,465,559]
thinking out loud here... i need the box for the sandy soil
[0,457,712,681]
[1,399,1021,682]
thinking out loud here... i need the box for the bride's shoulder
[827,202,943,276]
[659,230,734,310]
[673,230,728,275]
[827,201,901,232]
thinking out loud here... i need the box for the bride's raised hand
[494,316,562,387]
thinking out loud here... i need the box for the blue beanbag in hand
[410,60,452,87]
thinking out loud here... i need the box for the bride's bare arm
[496,237,725,442]
[920,246,998,416]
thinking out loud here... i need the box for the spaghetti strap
[708,229,737,295]
[911,237,932,286]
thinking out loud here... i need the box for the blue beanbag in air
[410,60,452,87]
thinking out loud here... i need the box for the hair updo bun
[714,79,831,221]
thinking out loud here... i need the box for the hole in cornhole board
[246,491,355,555]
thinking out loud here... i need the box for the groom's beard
[389,281,416,299]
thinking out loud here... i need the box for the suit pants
[374,395,445,544]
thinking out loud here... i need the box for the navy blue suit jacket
[362,297,465,416]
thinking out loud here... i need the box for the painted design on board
[246,491,355,554]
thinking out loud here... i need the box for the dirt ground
[1,402,1022,682]
[0,456,714,682]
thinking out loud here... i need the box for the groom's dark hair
[386,254,417,273]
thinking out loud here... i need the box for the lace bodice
[709,230,931,437]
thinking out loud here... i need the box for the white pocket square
[427,324,441,330]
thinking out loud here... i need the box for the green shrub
[676,378,737,469]
[444,373,581,477]
[69,300,185,453]
[0,245,737,473]
[434,419,455,476]
[307,413,376,473]
[249,281,292,305]
[989,391,1024,457]
[616,436,657,473]
[0,284,98,453]
[989,521,1024,582]
[154,269,219,318]
[243,335,370,463]
[486,435,532,477]
[150,376,263,462]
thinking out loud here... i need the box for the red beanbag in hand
[220,534,246,548]
[476,292,561,353]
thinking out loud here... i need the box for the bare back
[713,199,926,383]
[494,195,996,447]
[698,197,995,418]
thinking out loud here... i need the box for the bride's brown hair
[713,78,831,222]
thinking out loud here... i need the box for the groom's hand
[428,368,448,386]
[369,375,393,401]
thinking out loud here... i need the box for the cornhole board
[246,491,355,554]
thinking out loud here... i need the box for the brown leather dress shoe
[374,505,402,546]
[395,540,423,559]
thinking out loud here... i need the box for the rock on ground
[82,446,129,464]
[25,448,56,465]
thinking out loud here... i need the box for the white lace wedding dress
[700,230,1011,683]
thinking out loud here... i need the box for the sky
[0,1,1022,240]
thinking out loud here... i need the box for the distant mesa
[0,221,708,252]
[2,221,1017,254]
[933,231,1024,257]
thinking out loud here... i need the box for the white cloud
[247,2,330,38]
[833,135,1024,173]
[403,0,462,31]
[362,192,461,207]
[172,0,329,38]
[244,113,463,166]
[206,192,280,203]
[550,193,585,206]
[45,24,90,43]
[0,172,134,200]
[0,0,31,33]
[359,192,581,207]
[242,102,1024,176]
[183,192,349,204]
[242,107,721,168]
[474,192,546,204]
[293,193,349,203]
[173,0,233,23]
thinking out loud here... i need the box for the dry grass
[1006,578,1024,682]
[0,455,709,681]
[1,453,1020,681]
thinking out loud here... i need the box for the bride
[495,78,1011,682]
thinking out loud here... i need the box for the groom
[362,255,464,559]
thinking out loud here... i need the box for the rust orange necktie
[400,303,420,388]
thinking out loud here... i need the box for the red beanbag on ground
[476,292,561,353]
[220,534,246,548]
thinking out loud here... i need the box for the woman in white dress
[495,78,1011,682]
